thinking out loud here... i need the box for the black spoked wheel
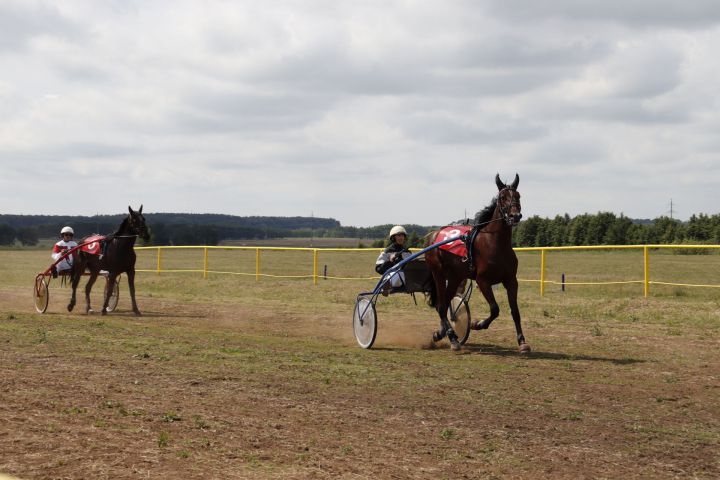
[104,275,120,313]
[34,276,49,314]
[353,296,377,349]
[448,296,471,345]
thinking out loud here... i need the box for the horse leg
[471,280,500,330]
[431,271,450,342]
[84,269,99,314]
[127,269,142,316]
[68,270,79,312]
[442,275,463,350]
[67,259,84,312]
[431,274,463,351]
[504,278,531,353]
[101,273,119,315]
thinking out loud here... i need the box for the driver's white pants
[383,271,406,288]
[52,254,73,273]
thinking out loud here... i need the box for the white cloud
[1,0,720,224]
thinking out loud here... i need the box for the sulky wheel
[34,276,49,314]
[104,275,120,313]
[353,296,377,349]
[448,296,471,345]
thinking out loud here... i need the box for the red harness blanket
[434,226,473,258]
[80,235,105,255]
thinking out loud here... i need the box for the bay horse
[68,205,150,316]
[425,174,530,353]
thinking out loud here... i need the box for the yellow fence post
[643,246,649,298]
[203,247,208,279]
[540,249,546,296]
[255,248,261,282]
[156,247,162,275]
[313,249,318,285]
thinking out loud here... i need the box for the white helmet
[389,225,407,239]
[60,226,74,235]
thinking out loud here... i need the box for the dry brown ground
[1,270,719,479]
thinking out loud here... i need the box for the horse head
[495,174,522,227]
[127,205,150,241]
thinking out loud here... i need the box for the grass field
[1,249,719,479]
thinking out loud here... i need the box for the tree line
[1,212,720,247]
[0,214,341,247]
[512,213,720,247]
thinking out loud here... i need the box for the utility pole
[668,199,675,219]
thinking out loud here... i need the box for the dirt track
[1,280,719,479]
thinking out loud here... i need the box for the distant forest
[1,212,719,247]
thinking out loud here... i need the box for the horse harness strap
[461,226,481,275]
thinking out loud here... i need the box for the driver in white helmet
[375,226,412,295]
[51,226,78,278]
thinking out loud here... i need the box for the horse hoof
[471,321,486,330]
[519,343,531,354]
[133,311,142,317]
[432,331,445,342]
[450,341,462,352]
[67,304,74,312]
[86,308,94,315]
[101,310,107,316]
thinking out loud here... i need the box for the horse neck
[482,207,513,246]
[113,219,137,248]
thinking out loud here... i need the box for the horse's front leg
[101,273,119,316]
[471,279,499,330]
[84,271,99,314]
[126,269,141,316]
[503,278,530,353]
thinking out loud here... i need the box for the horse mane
[473,197,497,226]
[114,215,130,236]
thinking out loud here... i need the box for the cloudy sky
[2,0,719,226]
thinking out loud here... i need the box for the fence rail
[135,244,720,297]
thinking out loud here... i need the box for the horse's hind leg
[68,272,79,312]
[67,261,83,312]
[430,272,451,342]
[504,278,530,353]
[472,280,500,330]
[432,273,463,351]
[127,269,142,316]
[101,273,119,315]
[84,272,99,314]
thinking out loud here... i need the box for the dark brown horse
[425,174,530,353]
[68,206,150,316]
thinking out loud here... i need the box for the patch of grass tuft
[162,411,182,422]
[440,428,458,440]
[157,431,170,448]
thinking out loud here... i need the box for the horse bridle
[127,214,149,240]
[497,187,522,226]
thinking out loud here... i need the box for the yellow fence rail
[135,244,720,297]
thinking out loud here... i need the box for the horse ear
[495,174,505,190]
[138,205,143,214]
[128,206,133,214]
[510,174,519,189]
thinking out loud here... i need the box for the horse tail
[422,230,438,247]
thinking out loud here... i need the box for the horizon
[0,209,707,228]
